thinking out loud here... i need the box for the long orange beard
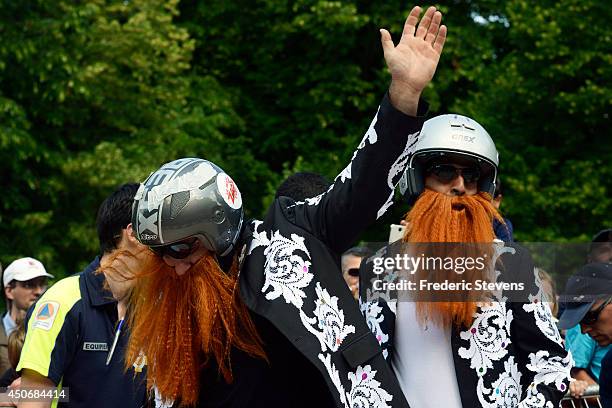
[100,248,266,406]
[403,189,503,329]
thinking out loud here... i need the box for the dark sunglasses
[150,237,200,259]
[347,268,360,277]
[427,164,480,184]
[581,297,612,326]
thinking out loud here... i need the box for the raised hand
[381,6,447,115]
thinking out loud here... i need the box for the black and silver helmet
[132,158,243,257]
[399,114,499,201]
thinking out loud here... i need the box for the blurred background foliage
[0,0,610,279]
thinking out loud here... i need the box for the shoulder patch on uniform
[32,301,60,331]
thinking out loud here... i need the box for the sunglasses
[427,164,480,184]
[581,296,612,326]
[346,268,360,277]
[150,237,200,259]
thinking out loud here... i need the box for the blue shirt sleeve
[565,325,596,370]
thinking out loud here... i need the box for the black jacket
[234,93,427,408]
[358,241,573,408]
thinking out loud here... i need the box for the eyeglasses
[427,164,480,184]
[581,297,612,326]
[346,268,360,277]
[17,278,48,290]
[150,237,200,259]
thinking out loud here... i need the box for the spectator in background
[559,262,612,400]
[537,268,559,320]
[275,172,331,202]
[589,228,612,263]
[0,319,25,387]
[491,178,514,242]
[341,247,371,300]
[1,258,53,376]
[565,324,610,383]
[557,229,612,399]
[17,183,147,408]
[558,227,612,320]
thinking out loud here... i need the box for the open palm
[381,6,447,96]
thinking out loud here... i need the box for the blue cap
[558,262,612,329]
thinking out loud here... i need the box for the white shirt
[391,302,462,408]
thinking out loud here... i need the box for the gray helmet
[132,158,244,257]
[399,114,499,201]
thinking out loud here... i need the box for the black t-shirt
[196,313,335,407]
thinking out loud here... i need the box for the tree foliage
[0,0,609,279]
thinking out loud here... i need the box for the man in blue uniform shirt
[16,183,147,408]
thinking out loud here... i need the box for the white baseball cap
[3,257,54,287]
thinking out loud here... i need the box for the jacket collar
[83,257,116,307]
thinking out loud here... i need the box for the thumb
[380,29,394,56]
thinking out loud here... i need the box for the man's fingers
[433,25,447,54]
[424,11,442,43]
[402,6,422,37]
[380,29,394,56]
[415,6,436,39]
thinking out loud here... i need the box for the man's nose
[450,175,467,196]
[580,323,592,334]
[33,286,45,296]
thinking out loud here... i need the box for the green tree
[0,0,258,276]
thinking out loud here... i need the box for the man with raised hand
[360,113,572,407]
[123,5,445,408]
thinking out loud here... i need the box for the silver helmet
[132,158,244,257]
[399,114,499,201]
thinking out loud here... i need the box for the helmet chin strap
[216,250,235,274]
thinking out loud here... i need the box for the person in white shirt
[1,257,52,374]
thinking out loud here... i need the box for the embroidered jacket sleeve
[287,94,427,255]
[507,249,572,407]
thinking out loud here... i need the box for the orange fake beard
[100,248,266,406]
[403,189,503,329]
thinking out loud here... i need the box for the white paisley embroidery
[477,356,522,408]
[319,353,348,406]
[358,106,380,149]
[458,302,514,376]
[523,268,563,345]
[305,193,325,206]
[346,365,393,408]
[335,107,381,185]
[261,231,313,309]
[300,283,355,352]
[336,160,354,184]
[377,130,420,219]
[517,386,554,408]
[360,300,389,358]
[319,355,393,408]
[523,302,562,346]
[247,220,269,255]
[526,350,573,393]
